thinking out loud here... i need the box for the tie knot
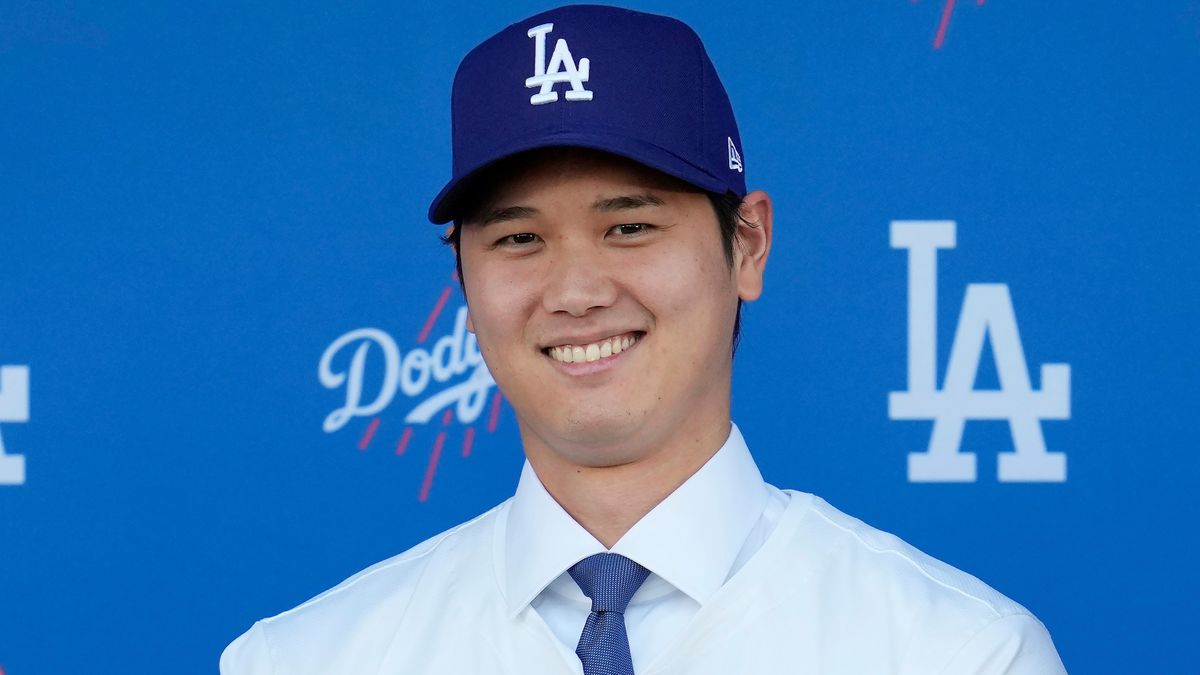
[568,553,651,614]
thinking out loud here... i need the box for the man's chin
[540,414,654,466]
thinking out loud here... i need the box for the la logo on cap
[525,23,593,105]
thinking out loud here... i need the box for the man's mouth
[543,332,642,364]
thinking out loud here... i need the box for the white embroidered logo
[0,365,30,485]
[525,23,593,105]
[728,137,743,173]
[889,221,1069,483]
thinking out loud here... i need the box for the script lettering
[319,308,495,432]
[319,329,400,433]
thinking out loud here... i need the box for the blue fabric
[569,553,652,675]
[427,4,747,223]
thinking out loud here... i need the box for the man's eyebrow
[592,193,665,212]
[477,205,540,227]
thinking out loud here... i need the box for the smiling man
[221,5,1066,674]
[453,148,770,554]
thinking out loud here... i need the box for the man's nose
[541,244,618,317]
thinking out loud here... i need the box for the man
[222,5,1066,673]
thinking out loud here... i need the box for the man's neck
[521,418,732,548]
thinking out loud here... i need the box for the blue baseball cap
[427,4,747,224]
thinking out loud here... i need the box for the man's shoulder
[773,491,1062,672]
[220,501,508,674]
[786,492,1028,617]
[283,500,503,617]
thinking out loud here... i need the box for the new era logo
[728,137,743,173]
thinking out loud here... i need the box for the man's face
[459,150,761,470]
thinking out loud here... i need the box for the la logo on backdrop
[889,221,1070,483]
[318,274,507,502]
[0,364,30,486]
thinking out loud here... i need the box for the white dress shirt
[506,423,788,671]
[220,422,1067,674]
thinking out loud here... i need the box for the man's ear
[733,190,773,302]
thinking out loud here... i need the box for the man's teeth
[550,335,638,363]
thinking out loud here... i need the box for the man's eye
[497,232,539,246]
[611,223,651,237]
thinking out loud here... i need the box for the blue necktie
[568,553,651,675]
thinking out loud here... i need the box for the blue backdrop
[2,2,1197,673]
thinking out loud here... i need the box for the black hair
[442,190,749,355]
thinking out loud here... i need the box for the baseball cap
[427,4,747,224]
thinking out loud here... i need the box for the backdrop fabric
[1,2,1197,673]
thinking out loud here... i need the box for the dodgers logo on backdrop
[318,276,507,502]
[889,221,1069,483]
[319,308,493,433]
[0,364,30,486]
[526,22,593,105]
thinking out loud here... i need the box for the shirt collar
[503,422,768,617]
[504,460,607,618]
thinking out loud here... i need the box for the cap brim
[427,132,736,224]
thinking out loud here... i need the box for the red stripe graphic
[416,286,453,344]
[933,0,957,49]
[416,408,458,501]
[419,432,446,503]
[357,417,380,451]
[461,426,475,457]
[395,426,413,456]
[487,391,502,433]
